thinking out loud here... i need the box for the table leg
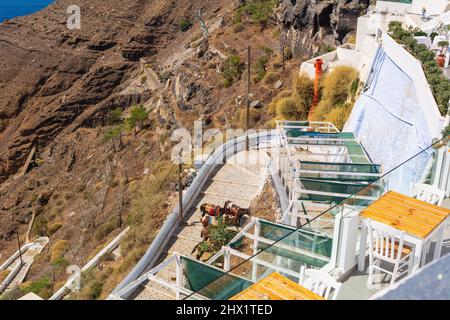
[433,224,445,261]
[358,219,367,272]
[413,241,423,273]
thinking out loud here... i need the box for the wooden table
[231,272,325,300]
[358,191,450,273]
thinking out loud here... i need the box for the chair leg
[390,263,399,286]
[367,265,373,288]
[408,252,414,276]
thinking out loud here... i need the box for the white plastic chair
[366,219,415,287]
[411,184,445,206]
[299,266,342,300]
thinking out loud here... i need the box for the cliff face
[0,0,178,183]
[0,0,369,184]
[276,0,371,55]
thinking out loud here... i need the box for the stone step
[201,180,259,201]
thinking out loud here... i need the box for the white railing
[50,227,129,300]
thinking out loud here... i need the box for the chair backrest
[412,184,445,206]
[299,266,342,300]
[366,219,406,263]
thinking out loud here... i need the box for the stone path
[0,237,48,294]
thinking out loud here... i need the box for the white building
[300,0,449,194]
[301,0,450,82]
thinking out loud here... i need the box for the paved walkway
[0,237,48,294]
[134,150,269,299]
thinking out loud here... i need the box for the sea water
[0,0,53,22]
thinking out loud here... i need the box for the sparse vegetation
[0,270,9,283]
[264,71,278,85]
[284,47,293,60]
[233,23,245,33]
[237,108,263,129]
[95,217,119,241]
[48,222,63,235]
[50,240,69,264]
[2,277,56,300]
[235,0,277,29]
[67,158,179,300]
[32,215,48,237]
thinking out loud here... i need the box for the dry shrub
[0,270,9,283]
[48,222,63,235]
[268,90,292,116]
[50,240,69,264]
[322,66,359,105]
[273,73,314,120]
[311,102,353,131]
[264,72,278,85]
[310,99,334,121]
[326,104,353,130]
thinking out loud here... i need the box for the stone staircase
[135,150,268,299]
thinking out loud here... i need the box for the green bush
[20,277,53,299]
[388,21,450,115]
[88,280,103,300]
[253,56,268,83]
[268,90,292,116]
[179,18,192,32]
[443,124,450,138]
[207,218,238,252]
[50,240,69,264]
[103,125,124,151]
[127,105,149,133]
[235,0,277,28]
[221,55,243,87]
[326,103,353,130]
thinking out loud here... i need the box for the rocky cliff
[276,0,371,55]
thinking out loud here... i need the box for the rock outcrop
[276,0,371,55]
